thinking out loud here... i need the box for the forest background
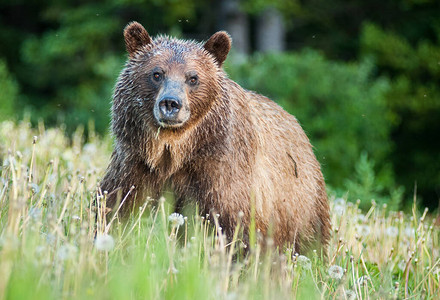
[0,0,439,210]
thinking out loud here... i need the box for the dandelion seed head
[334,197,345,206]
[345,290,356,300]
[354,214,366,223]
[386,226,399,237]
[45,233,56,245]
[358,275,370,285]
[398,260,406,271]
[404,226,415,237]
[296,255,311,269]
[57,244,78,261]
[168,213,184,227]
[29,207,42,220]
[333,204,345,216]
[328,265,344,280]
[95,234,115,251]
[356,224,371,237]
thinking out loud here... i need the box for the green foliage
[227,50,393,190]
[0,60,18,121]
[360,22,440,206]
[344,152,404,210]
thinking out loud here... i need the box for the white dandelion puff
[334,197,346,206]
[404,226,415,238]
[72,215,81,221]
[328,265,344,280]
[168,213,185,227]
[333,204,346,216]
[354,213,366,223]
[169,266,179,274]
[356,224,371,237]
[345,289,356,300]
[357,275,370,285]
[95,234,115,251]
[386,226,399,237]
[29,207,42,220]
[57,244,78,261]
[398,260,406,271]
[296,255,312,270]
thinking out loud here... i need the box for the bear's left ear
[204,31,232,67]
[124,21,152,58]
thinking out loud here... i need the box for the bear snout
[158,96,182,117]
[153,94,190,128]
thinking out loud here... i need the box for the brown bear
[100,21,331,253]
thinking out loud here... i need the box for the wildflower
[296,255,311,269]
[357,275,370,286]
[28,183,40,194]
[168,213,185,227]
[386,226,399,238]
[354,213,366,223]
[328,265,344,280]
[334,197,346,206]
[45,233,56,246]
[398,260,406,271]
[345,289,356,300]
[29,207,42,220]
[95,234,115,251]
[356,224,371,237]
[404,226,415,238]
[169,266,179,274]
[333,204,345,216]
[57,244,78,261]
[72,215,81,221]
[332,198,346,216]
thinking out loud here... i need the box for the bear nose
[158,97,182,118]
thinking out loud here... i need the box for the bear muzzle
[154,95,190,128]
[158,96,182,117]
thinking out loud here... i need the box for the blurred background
[0,0,439,210]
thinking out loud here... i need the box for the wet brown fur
[100,22,331,253]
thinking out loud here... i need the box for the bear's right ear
[124,21,152,58]
[204,31,232,67]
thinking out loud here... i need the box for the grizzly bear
[100,21,331,253]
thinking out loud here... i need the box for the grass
[0,120,439,299]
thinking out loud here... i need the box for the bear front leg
[99,150,152,215]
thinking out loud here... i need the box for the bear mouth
[157,119,185,128]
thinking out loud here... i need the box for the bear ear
[124,21,152,58]
[204,31,232,67]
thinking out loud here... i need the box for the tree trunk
[217,0,250,55]
[256,7,285,53]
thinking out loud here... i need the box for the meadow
[0,120,438,299]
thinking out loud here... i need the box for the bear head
[113,21,232,140]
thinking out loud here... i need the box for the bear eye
[188,76,198,86]
[152,72,162,82]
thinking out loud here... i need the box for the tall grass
[0,120,438,299]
